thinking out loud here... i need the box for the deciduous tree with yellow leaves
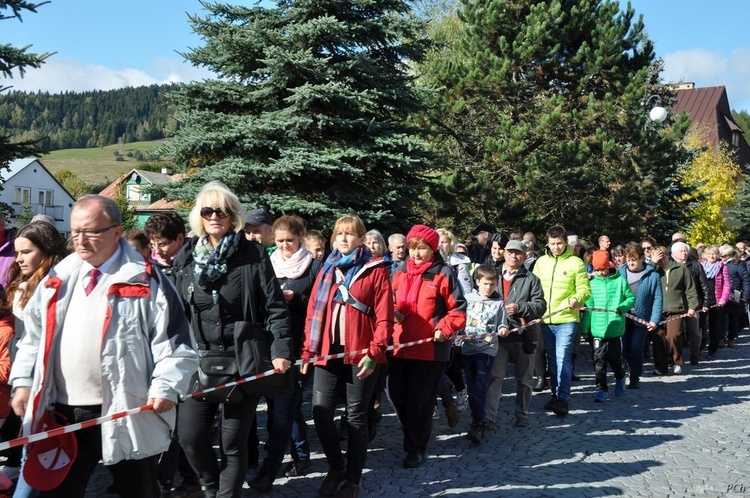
[682,128,741,246]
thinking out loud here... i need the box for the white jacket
[10,240,199,464]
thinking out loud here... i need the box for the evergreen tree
[419,0,695,240]
[158,0,433,233]
[0,1,52,181]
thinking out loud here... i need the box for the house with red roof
[99,167,185,227]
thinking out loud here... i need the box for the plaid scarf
[308,245,371,354]
[193,232,235,290]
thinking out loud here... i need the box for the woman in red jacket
[388,225,467,469]
[302,214,393,498]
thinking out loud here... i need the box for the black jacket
[276,258,322,357]
[499,265,546,344]
[685,259,713,308]
[173,233,293,361]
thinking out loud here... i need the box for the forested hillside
[0,84,179,150]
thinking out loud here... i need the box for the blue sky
[4,0,750,111]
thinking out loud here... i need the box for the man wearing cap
[244,208,275,248]
[468,223,493,265]
[532,225,590,417]
[484,240,546,429]
[10,195,198,497]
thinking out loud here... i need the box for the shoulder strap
[334,267,374,317]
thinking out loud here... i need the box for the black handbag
[194,349,244,404]
[188,284,244,404]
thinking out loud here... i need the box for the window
[14,187,30,205]
[733,131,740,148]
[38,189,54,205]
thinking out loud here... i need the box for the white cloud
[663,48,750,111]
[6,57,214,93]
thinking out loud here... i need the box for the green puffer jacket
[581,272,635,339]
[532,246,591,324]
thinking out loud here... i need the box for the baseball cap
[244,209,272,227]
[23,411,78,491]
[505,240,526,253]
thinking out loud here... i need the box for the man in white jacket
[10,195,198,498]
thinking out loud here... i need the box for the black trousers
[593,337,625,392]
[311,359,379,483]
[386,356,446,454]
[40,403,159,498]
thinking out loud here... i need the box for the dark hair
[474,264,499,281]
[6,221,67,310]
[144,211,186,241]
[124,229,150,249]
[547,225,566,240]
[490,232,509,249]
[273,215,307,238]
[623,242,644,260]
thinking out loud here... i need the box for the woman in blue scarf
[302,214,393,498]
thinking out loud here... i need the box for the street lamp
[644,95,668,123]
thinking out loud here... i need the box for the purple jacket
[0,228,17,288]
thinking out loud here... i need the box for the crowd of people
[0,185,747,498]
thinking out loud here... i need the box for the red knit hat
[592,250,614,271]
[406,224,440,252]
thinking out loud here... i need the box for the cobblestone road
[50,332,750,497]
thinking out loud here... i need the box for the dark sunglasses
[200,207,230,220]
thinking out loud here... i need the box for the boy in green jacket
[581,250,635,403]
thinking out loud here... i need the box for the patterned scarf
[193,231,235,289]
[397,257,433,316]
[308,245,371,354]
[702,260,722,280]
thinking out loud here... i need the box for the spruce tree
[420,0,695,240]
[159,0,433,233]
[0,1,52,176]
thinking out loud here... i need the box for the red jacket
[303,260,393,365]
[392,258,466,361]
[0,314,13,418]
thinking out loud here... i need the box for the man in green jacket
[532,225,591,417]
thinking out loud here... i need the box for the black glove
[522,332,536,355]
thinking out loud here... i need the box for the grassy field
[42,140,169,187]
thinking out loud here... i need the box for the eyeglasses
[200,207,230,220]
[151,240,176,250]
[641,245,652,251]
[71,225,118,239]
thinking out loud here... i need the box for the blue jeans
[462,353,494,425]
[12,448,39,498]
[542,323,578,401]
[623,319,647,382]
[262,366,299,479]
[290,367,312,462]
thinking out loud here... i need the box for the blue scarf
[307,245,371,354]
[702,260,722,280]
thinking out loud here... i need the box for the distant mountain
[0,84,180,151]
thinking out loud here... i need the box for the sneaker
[673,364,682,375]
[652,369,664,376]
[432,405,440,420]
[552,398,569,417]
[445,401,460,428]
[465,424,483,444]
[594,389,608,403]
[284,459,312,477]
[544,395,558,411]
[336,480,360,498]
[514,416,529,428]
[319,468,347,497]
[615,378,627,397]
[455,389,468,413]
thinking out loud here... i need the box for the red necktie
[85,268,101,296]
